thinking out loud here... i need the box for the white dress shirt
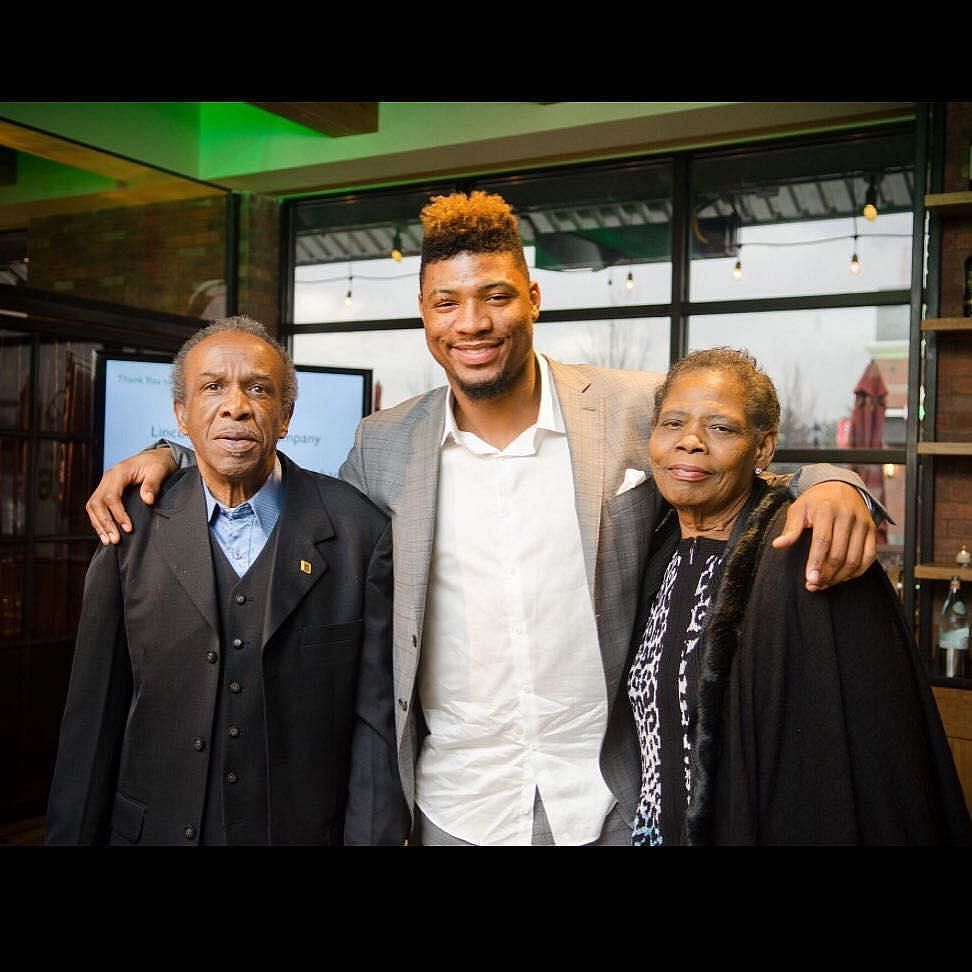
[415,354,616,845]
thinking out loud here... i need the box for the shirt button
[228,726,241,738]
[234,594,246,605]
[229,681,242,694]
[206,650,218,664]
[232,638,243,649]
[192,737,205,751]
[225,771,238,784]
[184,825,196,840]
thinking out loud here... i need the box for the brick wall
[238,193,280,336]
[28,197,227,318]
[25,192,280,331]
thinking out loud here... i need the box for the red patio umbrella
[849,359,888,544]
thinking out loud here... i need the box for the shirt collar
[440,352,566,448]
[203,454,284,531]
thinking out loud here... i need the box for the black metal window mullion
[669,153,691,365]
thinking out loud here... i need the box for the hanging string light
[390,228,403,262]
[863,177,879,221]
[625,270,634,291]
[344,267,353,307]
[849,218,861,275]
[732,244,743,279]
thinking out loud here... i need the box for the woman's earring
[755,466,763,475]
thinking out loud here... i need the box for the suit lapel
[549,359,604,594]
[152,472,219,634]
[261,454,334,648]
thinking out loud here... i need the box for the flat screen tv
[94,354,372,478]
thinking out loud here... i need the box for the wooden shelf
[925,191,972,214]
[915,564,972,581]
[917,441,972,455]
[922,317,972,331]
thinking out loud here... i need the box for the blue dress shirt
[203,456,284,577]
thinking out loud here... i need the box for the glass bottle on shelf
[938,577,969,678]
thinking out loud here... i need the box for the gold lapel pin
[300,560,312,574]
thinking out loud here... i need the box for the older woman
[628,348,970,845]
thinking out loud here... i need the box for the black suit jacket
[46,452,407,845]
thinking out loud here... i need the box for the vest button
[184,825,196,840]
[228,726,241,738]
[232,638,243,649]
[229,681,242,694]
[192,737,205,751]
[225,771,238,784]
[206,650,218,664]
[234,593,246,605]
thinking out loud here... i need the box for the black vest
[201,530,278,845]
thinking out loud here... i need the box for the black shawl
[633,480,971,845]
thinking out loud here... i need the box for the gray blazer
[340,359,674,821]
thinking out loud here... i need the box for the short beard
[455,368,519,401]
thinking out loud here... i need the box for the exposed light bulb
[850,252,861,275]
[344,288,353,307]
[863,182,879,221]
[625,271,634,291]
[391,247,403,262]
[391,229,403,262]
[732,259,742,280]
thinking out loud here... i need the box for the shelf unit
[910,105,972,806]
[915,154,972,660]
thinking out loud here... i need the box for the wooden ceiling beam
[0,119,151,182]
[249,101,379,137]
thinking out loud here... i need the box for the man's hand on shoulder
[86,447,179,545]
[771,480,877,592]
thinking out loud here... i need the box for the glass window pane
[531,255,670,311]
[0,439,28,536]
[0,328,31,430]
[482,161,673,308]
[295,257,421,325]
[535,318,670,375]
[31,541,94,640]
[293,329,445,411]
[689,306,910,450]
[37,338,97,435]
[34,440,92,537]
[690,130,914,301]
[691,213,913,302]
[0,543,25,640]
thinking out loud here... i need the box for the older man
[47,316,406,845]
